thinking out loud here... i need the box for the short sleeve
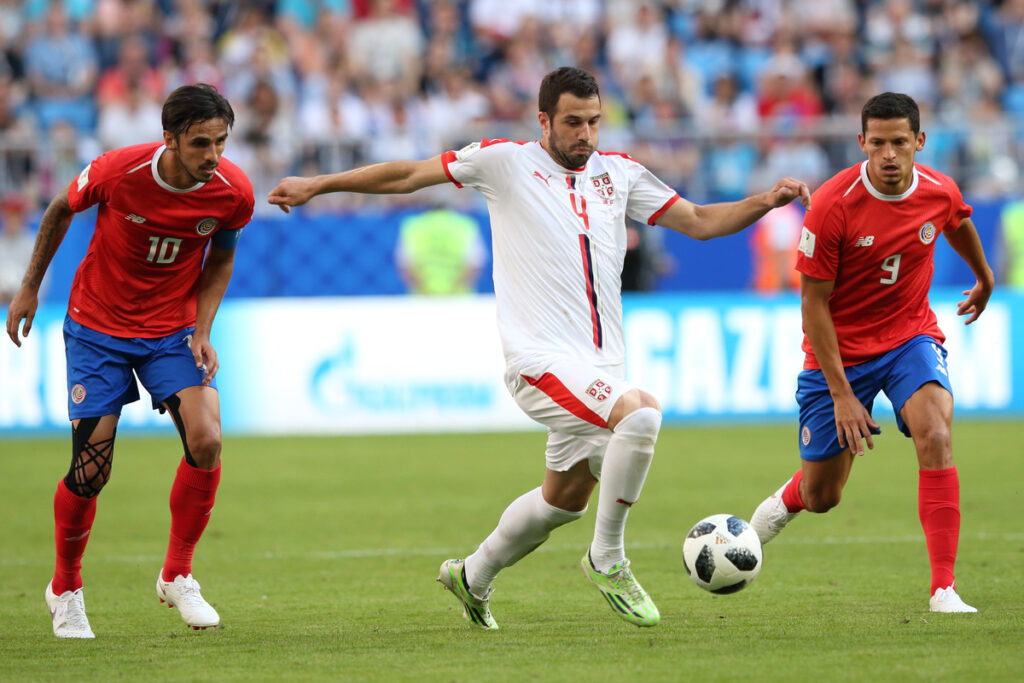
[67,152,118,212]
[943,179,972,232]
[795,201,842,281]
[441,139,514,200]
[622,161,680,226]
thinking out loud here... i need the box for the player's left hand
[190,334,219,385]
[956,279,992,325]
[767,177,812,210]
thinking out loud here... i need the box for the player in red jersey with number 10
[5,84,254,637]
[749,92,994,613]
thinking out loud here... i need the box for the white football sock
[465,486,584,597]
[589,406,661,573]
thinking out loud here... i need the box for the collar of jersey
[151,145,206,194]
[858,160,918,201]
[531,141,589,176]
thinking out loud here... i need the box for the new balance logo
[125,214,147,224]
[855,236,875,247]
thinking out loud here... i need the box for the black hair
[162,83,235,137]
[538,67,600,118]
[861,92,920,135]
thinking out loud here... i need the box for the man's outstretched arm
[267,155,450,212]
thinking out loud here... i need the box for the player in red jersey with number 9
[5,84,254,637]
[749,93,994,613]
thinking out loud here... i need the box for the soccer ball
[682,514,763,594]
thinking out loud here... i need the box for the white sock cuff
[536,488,587,523]
[613,406,662,441]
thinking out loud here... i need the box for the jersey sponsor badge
[71,384,87,404]
[195,217,219,236]
[798,226,816,258]
[919,221,937,245]
[76,164,91,191]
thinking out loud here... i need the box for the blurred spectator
[607,3,670,89]
[0,192,35,305]
[756,51,823,128]
[23,3,98,131]
[95,78,163,150]
[0,76,38,202]
[347,0,422,94]
[998,198,1024,289]
[163,37,224,94]
[230,79,297,215]
[696,72,759,134]
[395,208,486,295]
[750,199,803,293]
[96,36,164,109]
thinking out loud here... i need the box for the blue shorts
[795,335,952,461]
[63,316,214,420]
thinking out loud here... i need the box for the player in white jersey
[269,67,810,629]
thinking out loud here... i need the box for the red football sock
[781,469,806,513]
[52,479,98,594]
[162,458,221,582]
[919,467,960,594]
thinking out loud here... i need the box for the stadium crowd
[0,0,1022,214]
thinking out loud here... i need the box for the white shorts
[506,357,634,475]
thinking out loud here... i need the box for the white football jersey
[442,139,679,368]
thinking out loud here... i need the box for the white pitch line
[2,532,1022,567]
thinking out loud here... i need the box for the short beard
[549,143,592,170]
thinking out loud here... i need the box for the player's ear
[163,130,177,150]
[916,131,925,152]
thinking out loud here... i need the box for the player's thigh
[63,316,141,419]
[135,326,216,412]
[899,382,954,469]
[883,337,953,439]
[163,385,222,463]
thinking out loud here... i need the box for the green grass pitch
[2,421,1022,681]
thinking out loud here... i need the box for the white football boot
[156,573,220,629]
[45,581,95,639]
[929,586,978,613]
[750,479,799,545]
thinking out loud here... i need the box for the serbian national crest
[586,379,613,402]
[918,221,937,245]
[195,217,218,236]
[590,172,614,200]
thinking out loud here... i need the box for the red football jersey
[795,161,971,369]
[66,143,254,337]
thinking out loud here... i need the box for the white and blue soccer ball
[682,514,763,594]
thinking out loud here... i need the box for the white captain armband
[210,228,242,250]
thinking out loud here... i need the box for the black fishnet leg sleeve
[64,417,117,498]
